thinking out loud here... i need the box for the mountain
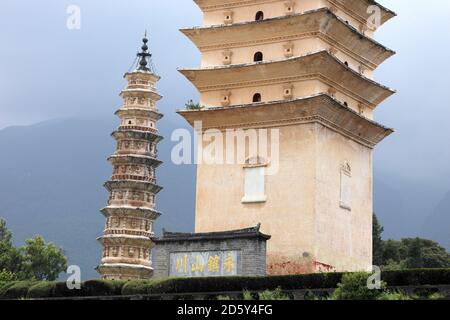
[422,191,450,250]
[0,116,196,280]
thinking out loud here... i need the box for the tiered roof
[180,0,395,145]
[181,8,394,69]
[179,50,395,108]
[178,94,393,148]
[193,0,396,26]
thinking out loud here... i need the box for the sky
[0,0,450,236]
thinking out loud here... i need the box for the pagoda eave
[97,234,155,243]
[112,130,163,144]
[178,93,393,148]
[107,154,163,168]
[179,50,395,107]
[120,89,162,102]
[193,0,395,26]
[100,206,162,220]
[97,263,153,271]
[181,8,394,68]
[331,0,396,25]
[104,180,163,194]
[124,71,161,82]
[115,108,163,120]
[96,264,153,278]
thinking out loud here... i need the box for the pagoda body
[97,36,163,280]
[179,0,396,274]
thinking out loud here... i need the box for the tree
[20,236,68,281]
[380,238,450,270]
[0,218,68,281]
[381,240,405,270]
[373,216,450,270]
[0,219,23,275]
[402,238,450,269]
[0,219,12,243]
[332,272,386,300]
[373,213,384,266]
[0,269,17,282]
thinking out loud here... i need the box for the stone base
[97,263,153,280]
[153,225,270,278]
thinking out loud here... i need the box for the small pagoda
[96,34,163,280]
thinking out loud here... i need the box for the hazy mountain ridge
[422,191,450,250]
[0,117,448,280]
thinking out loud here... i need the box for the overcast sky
[1,0,449,202]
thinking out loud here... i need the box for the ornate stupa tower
[179,1,396,274]
[97,34,163,280]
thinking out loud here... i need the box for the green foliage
[53,281,86,298]
[332,272,386,300]
[0,281,17,298]
[373,213,384,266]
[0,219,12,243]
[383,268,450,286]
[121,279,160,295]
[0,219,24,275]
[0,219,68,281]
[258,287,291,300]
[82,280,126,297]
[185,100,204,110]
[26,280,127,299]
[0,269,17,282]
[242,291,254,300]
[217,288,290,300]
[122,273,344,296]
[0,269,449,299]
[404,238,450,269]
[378,290,412,300]
[27,281,57,299]
[20,236,68,281]
[373,216,450,269]
[1,281,38,300]
[427,292,444,300]
[379,288,444,300]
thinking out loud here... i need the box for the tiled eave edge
[178,50,396,108]
[193,0,396,25]
[331,0,396,26]
[181,8,395,69]
[177,93,394,148]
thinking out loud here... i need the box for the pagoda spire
[137,31,152,72]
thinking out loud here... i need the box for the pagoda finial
[137,31,152,72]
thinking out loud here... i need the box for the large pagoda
[97,35,163,280]
[178,0,396,274]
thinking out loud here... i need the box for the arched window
[344,61,349,67]
[254,51,263,62]
[253,93,262,103]
[255,11,264,21]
